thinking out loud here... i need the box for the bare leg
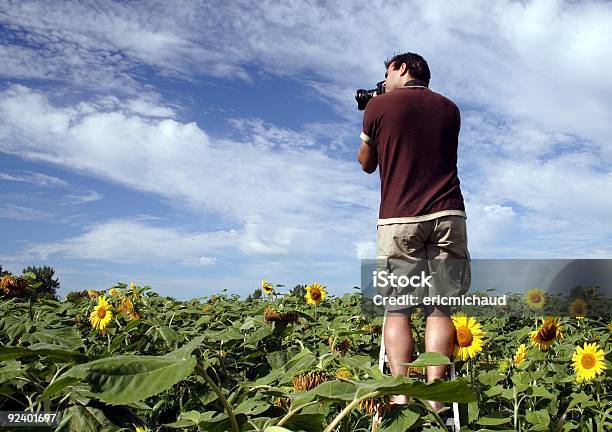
[383,312,413,404]
[424,307,454,411]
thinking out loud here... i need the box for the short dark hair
[384,52,431,85]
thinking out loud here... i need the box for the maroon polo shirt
[361,85,465,220]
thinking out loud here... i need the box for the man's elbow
[362,164,377,174]
[359,159,377,173]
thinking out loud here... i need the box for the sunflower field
[0,278,610,431]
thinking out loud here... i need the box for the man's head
[383,52,430,93]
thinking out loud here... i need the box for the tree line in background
[0,264,60,301]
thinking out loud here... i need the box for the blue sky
[1,0,611,299]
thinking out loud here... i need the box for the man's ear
[399,62,408,76]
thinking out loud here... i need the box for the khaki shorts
[376,215,471,314]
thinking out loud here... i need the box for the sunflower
[90,296,113,332]
[607,321,612,333]
[452,315,485,361]
[305,283,326,305]
[530,317,563,350]
[109,287,120,296]
[358,395,392,417]
[568,298,587,318]
[525,288,546,309]
[514,343,527,366]
[335,367,354,380]
[134,427,150,432]
[119,297,140,320]
[130,282,139,299]
[292,371,330,391]
[498,359,511,373]
[572,342,607,383]
[87,290,98,299]
[584,286,597,296]
[261,279,274,295]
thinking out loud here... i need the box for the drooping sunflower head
[261,279,274,295]
[263,306,281,323]
[328,337,350,354]
[572,342,607,383]
[525,288,546,309]
[109,287,120,296]
[292,371,330,391]
[87,289,98,299]
[119,297,140,320]
[304,283,327,305]
[0,275,29,295]
[452,315,485,361]
[358,395,392,417]
[90,296,113,332]
[514,343,527,366]
[568,298,587,319]
[530,316,563,350]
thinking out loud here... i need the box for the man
[358,52,470,416]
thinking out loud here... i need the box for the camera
[355,81,385,110]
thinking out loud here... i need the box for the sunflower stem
[195,363,239,432]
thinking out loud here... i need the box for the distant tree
[0,264,11,277]
[246,287,263,302]
[22,265,60,300]
[290,284,306,298]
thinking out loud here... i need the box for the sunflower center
[530,294,541,303]
[574,304,584,314]
[581,353,596,369]
[310,290,321,300]
[456,327,473,347]
[97,307,107,319]
[538,325,557,342]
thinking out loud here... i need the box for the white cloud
[62,190,103,204]
[0,171,68,187]
[0,203,50,221]
[2,0,612,271]
[0,85,378,263]
[26,218,238,263]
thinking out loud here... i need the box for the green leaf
[478,370,503,386]
[157,326,184,347]
[525,409,550,431]
[234,399,270,416]
[57,405,117,432]
[477,416,511,426]
[343,354,373,371]
[245,324,274,345]
[312,380,357,401]
[530,386,553,399]
[60,337,202,404]
[378,408,420,431]
[285,348,316,374]
[283,413,326,431]
[566,391,596,411]
[0,360,24,384]
[36,376,81,402]
[355,376,476,403]
[0,345,88,363]
[23,327,85,351]
[404,352,451,367]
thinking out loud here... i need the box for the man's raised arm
[358,139,378,173]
